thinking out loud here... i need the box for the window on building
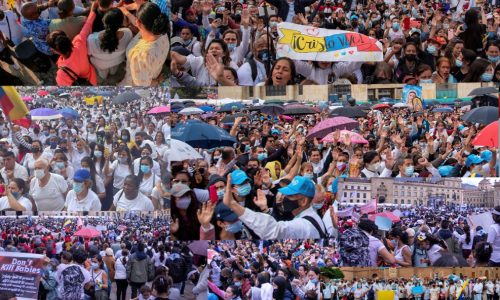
[363,193,366,198]
[298,85,303,95]
[266,85,286,96]
[436,83,458,99]
[248,86,254,98]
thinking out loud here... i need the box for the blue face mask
[392,23,400,30]
[420,78,433,84]
[481,72,494,82]
[237,183,251,197]
[140,165,151,173]
[11,191,20,199]
[405,166,415,177]
[56,162,65,169]
[245,145,251,152]
[427,45,437,54]
[73,182,84,194]
[318,144,323,150]
[488,55,500,63]
[226,220,243,233]
[257,152,268,161]
[217,190,224,200]
[227,43,237,51]
[456,59,463,67]
[234,281,242,287]
[312,201,324,210]
[94,150,102,158]
[304,173,314,179]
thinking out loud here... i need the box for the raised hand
[253,189,268,211]
[197,201,216,227]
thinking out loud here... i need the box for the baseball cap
[465,154,485,167]
[231,170,249,185]
[171,183,191,197]
[409,28,421,36]
[73,169,90,182]
[480,150,493,162]
[350,14,359,21]
[208,174,226,187]
[215,202,238,222]
[438,165,453,177]
[416,219,424,225]
[278,176,315,198]
[171,36,184,46]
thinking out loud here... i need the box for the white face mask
[176,195,191,209]
[34,169,45,179]
[368,162,381,172]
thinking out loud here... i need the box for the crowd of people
[321,274,499,300]
[169,99,498,242]
[0,87,171,212]
[170,0,500,86]
[206,240,326,300]
[0,0,170,86]
[0,214,196,300]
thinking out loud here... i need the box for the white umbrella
[393,103,408,108]
[168,139,203,162]
[179,107,204,115]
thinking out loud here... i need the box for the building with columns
[337,178,500,208]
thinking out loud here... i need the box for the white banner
[277,22,383,62]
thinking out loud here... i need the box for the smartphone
[225,2,232,11]
[209,185,218,204]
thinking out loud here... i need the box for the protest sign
[468,212,494,232]
[0,252,45,300]
[403,85,423,112]
[277,22,383,62]
[375,216,393,231]
[378,290,395,300]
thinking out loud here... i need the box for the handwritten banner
[0,252,45,300]
[277,22,383,62]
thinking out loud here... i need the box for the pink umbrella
[280,115,294,121]
[22,96,33,102]
[321,130,368,144]
[72,91,83,97]
[307,117,359,140]
[368,212,401,223]
[74,227,101,238]
[148,106,170,114]
[37,90,48,96]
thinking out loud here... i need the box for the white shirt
[0,195,32,211]
[1,163,29,184]
[29,173,68,211]
[133,158,161,177]
[87,28,133,71]
[183,54,239,86]
[0,11,24,52]
[68,148,90,171]
[138,174,160,197]
[65,189,102,211]
[109,160,132,189]
[488,223,500,263]
[237,59,267,86]
[113,190,154,211]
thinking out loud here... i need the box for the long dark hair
[137,156,154,183]
[204,39,231,66]
[463,58,491,82]
[137,2,170,36]
[464,225,471,244]
[265,57,296,86]
[101,9,124,53]
[47,30,73,58]
[81,156,98,193]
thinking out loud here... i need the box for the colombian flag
[63,219,72,228]
[0,87,31,128]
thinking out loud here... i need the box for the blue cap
[481,150,493,162]
[73,169,90,182]
[215,202,239,222]
[438,165,453,177]
[350,14,359,20]
[465,154,485,167]
[279,176,315,198]
[231,169,249,185]
[458,124,465,131]
[271,129,280,135]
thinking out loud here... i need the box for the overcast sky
[461,178,499,186]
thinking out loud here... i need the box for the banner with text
[0,252,45,300]
[277,22,383,62]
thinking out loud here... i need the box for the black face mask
[136,140,142,146]
[283,197,300,213]
[257,49,271,62]
[221,151,231,160]
[32,147,40,153]
[406,54,417,61]
[352,21,358,27]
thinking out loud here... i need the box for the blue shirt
[21,18,53,55]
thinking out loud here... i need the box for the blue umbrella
[171,120,237,148]
[59,107,79,119]
[199,105,215,112]
[432,107,453,113]
[219,102,244,112]
[96,90,114,97]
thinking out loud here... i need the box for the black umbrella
[183,100,196,107]
[284,104,317,115]
[219,102,244,112]
[457,101,473,107]
[330,106,367,118]
[261,104,285,115]
[111,92,141,105]
[468,86,498,96]
[171,120,237,148]
[221,113,245,124]
[461,106,498,124]
[286,99,300,104]
[265,99,286,105]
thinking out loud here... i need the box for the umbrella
[261,104,285,115]
[58,107,79,119]
[393,103,407,108]
[265,99,286,105]
[306,117,359,140]
[432,107,453,113]
[74,227,101,238]
[169,139,203,161]
[372,103,391,110]
[30,108,63,120]
[219,102,244,112]
[457,101,473,107]
[148,106,170,114]
[179,107,204,115]
[461,106,498,124]
[330,106,367,118]
[468,86,498,96]
[368,212,401,223]
[71,91,83,97]
[221,113,245,124]
[111,92,141,105]
[59,93,71,98]
[188,241,209,256]
[283,104,317,115]
[183,100,196,107]
[37,90,48,96]
[472,121,498,148]
[321,130,368,144]
[199,105,215,112]
[201,112,216,119]
[96,90,114,97]
[22,96,33,102]
[171,120,237,148]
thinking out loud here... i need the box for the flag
[0,87,29,121]
[336,206,354,218]
[63,219,72,228]
[360,199,377,214]
[457,279,469,300]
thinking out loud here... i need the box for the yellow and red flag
[0,86,31,128]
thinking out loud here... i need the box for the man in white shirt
[1,151,29,184]
[111,175,154,211]
[29,158,68,211]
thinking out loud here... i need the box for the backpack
[167,257,185,283]
[59,66,92,86]
[339,228,371,267]
[246,57,258,82]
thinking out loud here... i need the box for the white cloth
[1,163,29,184]
[112,190,154,211]
[29,173,68,211]
[87,28,133,78]
[65,189,102,211]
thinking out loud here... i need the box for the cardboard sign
[0,252,45,300]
